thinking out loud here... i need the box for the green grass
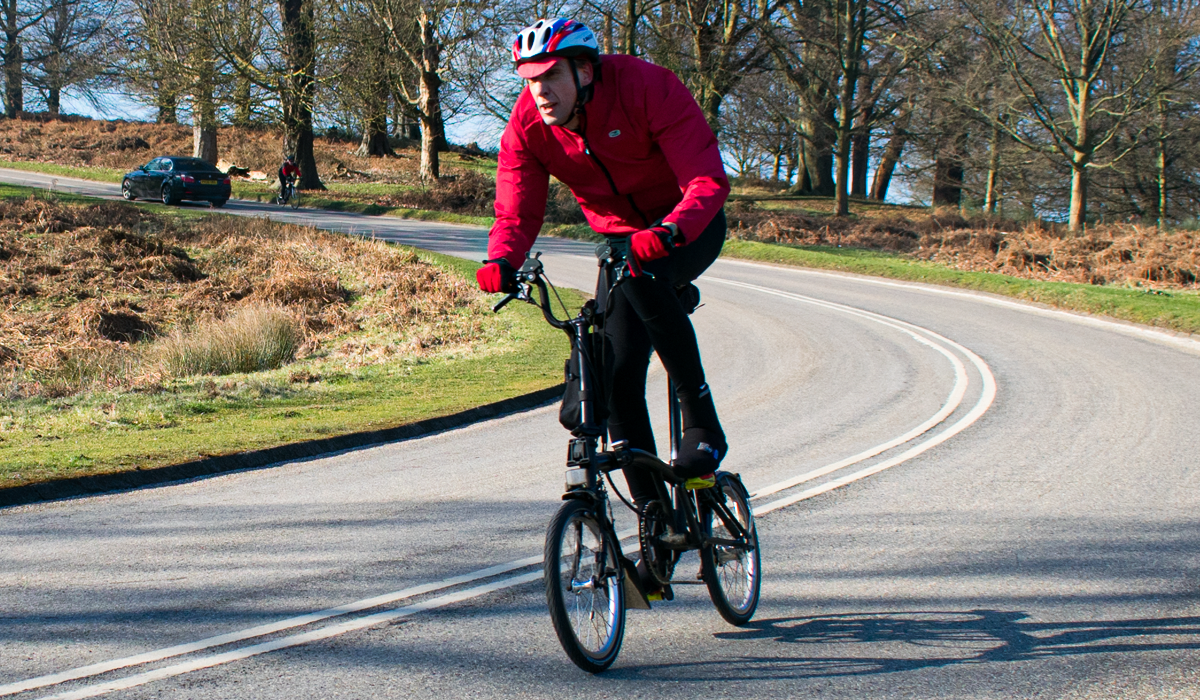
[0,159,123,183]
[722,239,1200,334]
[0,193,577,487]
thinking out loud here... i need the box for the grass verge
[0,197,575,487]
[722,239,1200,334]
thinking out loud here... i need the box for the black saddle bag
[559,332,608,433]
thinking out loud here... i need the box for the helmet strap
[568,58,594,116]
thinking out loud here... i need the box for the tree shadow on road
[622,609,1200,681]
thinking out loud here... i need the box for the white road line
[38,571,545,700]
[705,278,971,500]
[0,555,540,698]
[704,279,998,513]
[13,275,995,700]
[755,338,995,514]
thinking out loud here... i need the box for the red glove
[476,260,516,293]
[629,227,672,263]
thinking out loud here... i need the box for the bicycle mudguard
[620,554,652,610]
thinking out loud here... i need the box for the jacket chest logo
[608,129,620,138]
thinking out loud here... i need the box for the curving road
[1,168,1199,698]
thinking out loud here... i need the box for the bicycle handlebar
[489,248,639,331]
[489,255,571,330]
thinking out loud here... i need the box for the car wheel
[161,183,179,206]
[210,198,227,209]
[121,179,136,201]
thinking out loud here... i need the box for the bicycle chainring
[638,500,677,586]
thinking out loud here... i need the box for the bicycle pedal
[647,584,674,602]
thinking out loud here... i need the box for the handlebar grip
[492,292,519,313]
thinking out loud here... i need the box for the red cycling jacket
[488,54,730,267]
[280,162,300,178]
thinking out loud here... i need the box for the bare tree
[0,0,52,117]
[361,0,493,180]
[641,0,775,135]
[25,0,113,116]
[121,0,191,124]
[207,0,325,188]
[964,0,1182,231]
[770,0,931,215]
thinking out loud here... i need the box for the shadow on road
[623,610,1200,681]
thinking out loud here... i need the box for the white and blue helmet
[513,19,600,78]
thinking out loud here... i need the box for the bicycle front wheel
[700,473,761,625]
[289,186,300,209]
[544,499,625,673]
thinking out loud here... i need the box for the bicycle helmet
[512,19,599,79]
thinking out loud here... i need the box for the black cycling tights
[604,209,726,504]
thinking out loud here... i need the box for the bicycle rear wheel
[544,499,625,672]
[700,473,761,625]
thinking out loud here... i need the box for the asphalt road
[2,168,1199,699]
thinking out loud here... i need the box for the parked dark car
[121,156,231,208]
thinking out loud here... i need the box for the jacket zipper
[579,130,651,228]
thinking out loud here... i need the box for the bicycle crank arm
[703,536,753,550]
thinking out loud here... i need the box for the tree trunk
[1068,160,1088,233]
[850,127,870,197]
[156,89,178,124]
[870,111,908,201]
[850,75,875,198]
[193,126,218,163]
[932,156,963,207]
[624,0,638,54]
[3,32,20,118]
[1066,78,1092,233]
[603,13,614,54]
[418,71,440,180]
[357,94,390,158]
[416,15,441,181]
[834,140,851,216]
[702,91,722,138]
[1156,99,1168,229]
[192,48,219,164]
[833,75,856,217]
[280,0,323,190]
[933,130,967,208]
[232,76,252,127]
[790,104,835,196]
[985,125,1001,215]
[47,86,59,116]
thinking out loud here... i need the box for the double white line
[4,277,996,700]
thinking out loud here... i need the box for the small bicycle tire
[544,499,625,673]
[289,186,300,209]
[700,473,761,625]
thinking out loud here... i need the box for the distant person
[278,156,300,202]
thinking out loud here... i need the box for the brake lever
[491,279,534,313]
[492,292,519,313]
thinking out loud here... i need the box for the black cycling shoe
[673,427,726,480]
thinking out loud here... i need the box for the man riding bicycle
[477,19,731,506]
[278,156,300,202]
